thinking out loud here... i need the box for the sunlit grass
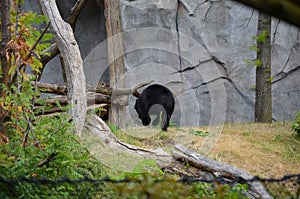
[111,122,300,178]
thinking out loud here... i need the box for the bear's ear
[131,80,154,98]
[132,90,140,98]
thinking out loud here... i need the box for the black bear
[134,84,175,131]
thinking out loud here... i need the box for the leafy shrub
[291,111,300,137]
[0,79,110,198]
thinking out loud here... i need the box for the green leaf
[253,59,262,67]
[42,33,53,42]
[256,30,270,42]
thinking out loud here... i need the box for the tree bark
[255,12,272,123]
[0,0,11,132]
[38,0,87,134]
[0,0,11,95]
[104,0,126,128]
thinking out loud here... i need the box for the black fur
[134,84,175,131]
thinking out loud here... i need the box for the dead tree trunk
[255,12,272,123]
[104,0,126,128]
[38,0,87,134]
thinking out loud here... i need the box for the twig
[25,22,50,63]
[35,152,58,167]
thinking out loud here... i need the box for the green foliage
[291,111,300,137]
[252,30,270,43]
[108,123,119,134]
[0,79,108,198]
[113,173,188,199]
[245,57,262,68]
[190,129,209,137]
[169,120,176,127]
[249,44,260,52]
[242,131,252,136]
[253,59,262,67]
[1,4,53,81]
[112,171,249,198]
[245,29,270,68]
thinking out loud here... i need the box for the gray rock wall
[26,0,300,126]
[119,0,300,126]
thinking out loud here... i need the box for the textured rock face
[119,0,300,125]
[28,0,299,125]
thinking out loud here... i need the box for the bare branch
[35,152,58,167]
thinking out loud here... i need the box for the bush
[0,79,111,198]
[291,111,300,137]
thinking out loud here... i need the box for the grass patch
[112,122,300,178]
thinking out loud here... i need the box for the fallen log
[35,93,110,106]
[172,144,272,199]
[83,114,272,199]
[35,104,108,118]
[32,80,154,96]
[31,81,111,95]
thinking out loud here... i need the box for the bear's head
[134,99,151,126]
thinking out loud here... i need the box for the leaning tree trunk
[255,12,272,123]
[38,0,87,134]
[104,0,126,128]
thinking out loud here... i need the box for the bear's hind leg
[162,113,170,131]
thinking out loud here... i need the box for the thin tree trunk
[255,12,272,123]
[38,0,87,134]
[0,0,11,131]
[0,0,11,96]
[104,0,126,128]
